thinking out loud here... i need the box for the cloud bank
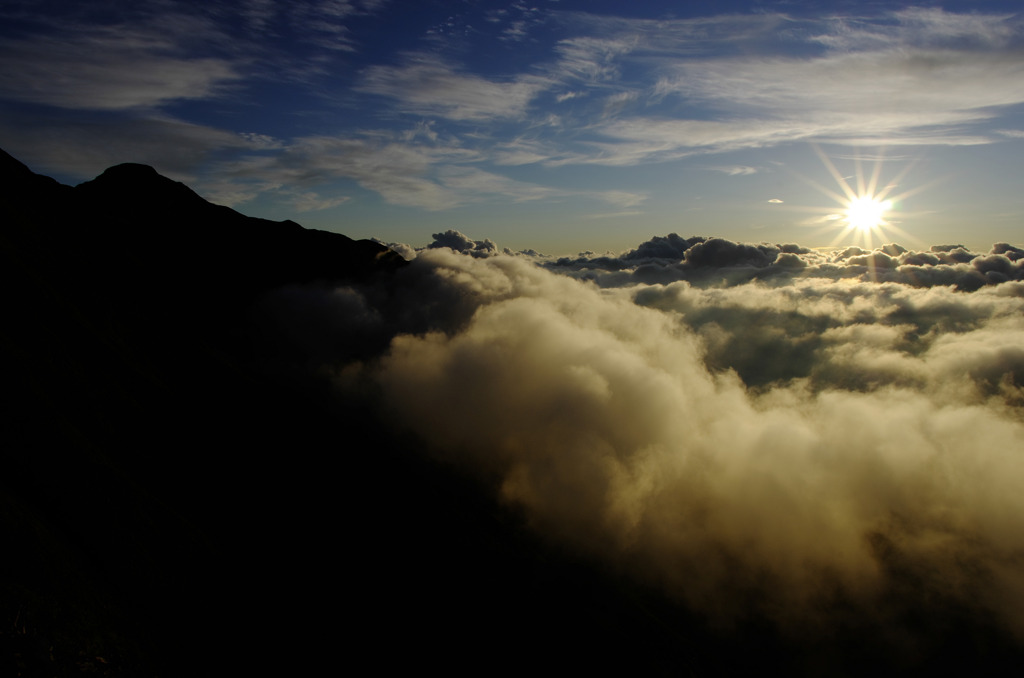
[259,231,1024,667]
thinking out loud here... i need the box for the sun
[845,195,892,232]
[799,146,929,250]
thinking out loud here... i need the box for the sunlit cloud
[811,7,1018,50]
[711,165,758,176]
[581,209,646,220]
[594,189,648,208]
[658,50,1024,123]
[282,242,1024,660]
[539,8,1024,166]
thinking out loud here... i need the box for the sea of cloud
[262,230,1024,659]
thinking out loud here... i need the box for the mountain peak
[2,147,406,291]
[76,160,208,212]
[98,162,162,179]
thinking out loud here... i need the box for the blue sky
[2,0,1023,253]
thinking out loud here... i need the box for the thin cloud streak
[0,26,242,111]
[356,52,551,122]
[536,8,1024,166]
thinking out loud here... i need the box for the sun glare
[799,145,930,251]
[845,195,892,232]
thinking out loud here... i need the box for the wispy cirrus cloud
[196,128,650,212]
[356,52,551,121]
[0,21,243,111]
[535,8,1024,166]
[233,134,477,210]
[657,49,1024,121]
[811,7,1019,50]
[0,0,397,115]
[436,166,561,203]
[238,0,390,52]
[574,108,994,167]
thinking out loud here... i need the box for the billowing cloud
[427,229,498,258]
[275,239,1024,667]
[541,234,1024,292]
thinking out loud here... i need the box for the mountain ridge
[1,148,406,296]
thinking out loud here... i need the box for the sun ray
[793,145,935,253]
[866,154,883,199]
[813,145,858,203]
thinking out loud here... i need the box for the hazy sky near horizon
[2,0,1023,253]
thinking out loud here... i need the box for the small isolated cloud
[236,132,284,150]
[582,210,645,220]
[768,198,784,203]
[427,229,498,257]
[712,165,758,176]
[593,189,648,208]
[290,191,351,212]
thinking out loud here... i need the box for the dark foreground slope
[0,151,729,677]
